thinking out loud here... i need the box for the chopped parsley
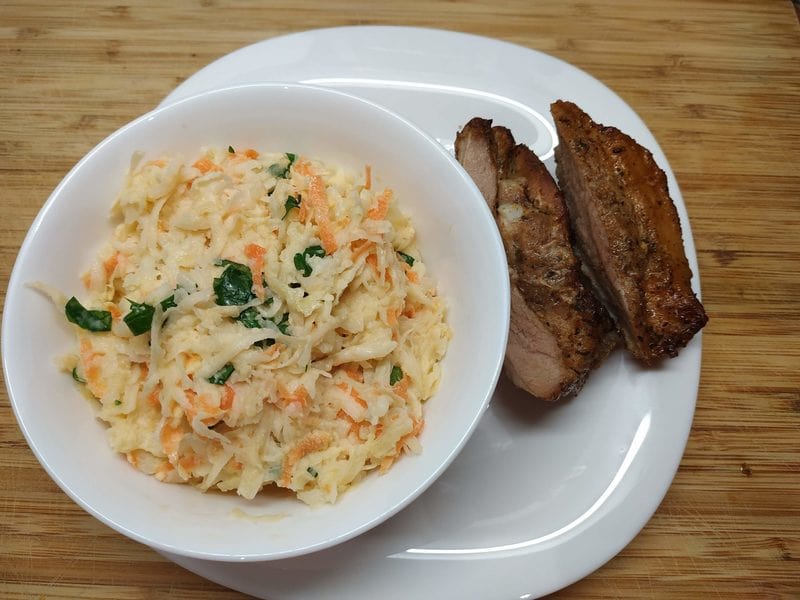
[160,294,178,311]
[267,153,297,179]
[123,300,155,336]
[208,363,235,385]
[65,297,112,332]
[390,365,404,386]
[213,259,255,306]
[397,251,415,267]
[306,466,319,478]
[71,367,86,384]
[236,306,264,329]
[293,245,326,277]
[228,145,235,154]
[283,194,301,219]
[272,312,290,335]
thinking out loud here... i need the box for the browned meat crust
[454,117,499,211]
[456,118,617,401]
[551,100,707,365]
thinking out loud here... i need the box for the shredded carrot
[293,159,314,177]
[336,409,369,439]
[365,253,392,284]
[179,454,200,470]
[349,239,374,260]
[336,382,368,409]
[341,364,364,383]
[107,303,121,319]
[126,451,139,468]
[364,164,372,190]
[393,375,410,400]
[244,148,259,159]
[145,159,167,168]
[303,175,338,254]
[103,252,120,280]
[245,243,267,298]
[278,384,310,409]
[279,431,332,486]
[160,421,184,457]
[146,385,161,408]
[79,338,106,397]
[154,460,175,481]
[403,262,419,283]
[367,188,392,220]
[221,384,235,411]
[192,157,220,174]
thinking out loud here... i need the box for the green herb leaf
[160,294,177,311]
[293,245,326,277]
[213,260,255,306]
[65,297,112,332]
[283,194,301,219]
[114,399,122,406]
[289,282,302,289]
[271,312,290,335]
[236,306,264,329]
[397,251,415,267]
[208,363,235,385]
[306,466,318,478]
[71,367,86,384]
[237,306,287,346]
[228,145,235,154]
[123,300,155,336]
[267,153,297,179]
[390,365,404,386]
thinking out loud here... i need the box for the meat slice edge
[454,118,499,211]
[455,118,617,401]
[551,100,708,365]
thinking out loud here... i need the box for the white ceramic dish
[2,83,509,561]
[158,27,704,599]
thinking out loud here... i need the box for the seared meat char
[551,100,707,365]
[453,117,500,211]
[456,118,617,401]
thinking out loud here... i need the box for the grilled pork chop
[456,118,617,401]
[551,100,707,365]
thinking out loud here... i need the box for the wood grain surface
[1,1,798,598]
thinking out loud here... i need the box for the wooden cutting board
[1,1,798,598]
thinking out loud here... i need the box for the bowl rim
[2,81,510,561]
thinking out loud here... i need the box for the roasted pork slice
[456,118,617,401]
[454,117,500,211]
[551,100,708,365]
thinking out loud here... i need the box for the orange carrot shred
[367,188,392,220]
[192,157,220,174]
[221,384,235,411]
[245,243,267,298]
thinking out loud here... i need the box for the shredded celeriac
[59,147,450,505]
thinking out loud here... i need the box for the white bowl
[2,83,509,561]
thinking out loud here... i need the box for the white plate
[159,26,703,599]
